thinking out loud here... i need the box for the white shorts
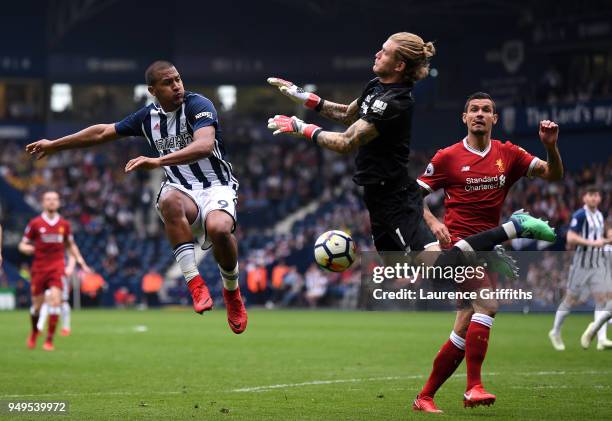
[567,265,608,296]
[156,182,238,250]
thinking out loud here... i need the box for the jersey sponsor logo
[461,165,471,172]
[424,163,434,176]
[495,158,505,173]
[41,233,64,243]
[154,132,193,152]
[464,174,506,191]
[371,99,388,115]
[195,111,213,120]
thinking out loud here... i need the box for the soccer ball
[314,230,356,272]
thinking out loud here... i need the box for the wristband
[311,128,322,145]
[304,93,322,110]
[314,99,325,112]
[302,124,322,140]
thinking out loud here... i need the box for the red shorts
[458,270,498,292]
[31,269,64,296]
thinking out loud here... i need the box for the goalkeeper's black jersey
[353,78,415,186]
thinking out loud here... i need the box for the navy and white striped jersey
[115,92,238,190]
[569,205,605,269]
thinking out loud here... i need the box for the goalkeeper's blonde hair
[389,32,436,82]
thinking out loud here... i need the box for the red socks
[465,313,494,391]
[47,314,59,342]
[419,332,466,398]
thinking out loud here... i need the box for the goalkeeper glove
[267,115,322,142]
[267,77,322,110]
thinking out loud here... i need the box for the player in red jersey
[18,191,91,351]
[412,92,563,412]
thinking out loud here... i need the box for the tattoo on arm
[532,146,563,181]
[319,99,360,126]
[316,119,378,154]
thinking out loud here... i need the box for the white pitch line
[230,370,612,393]
[3,370,609,398]
[231,375,423,393]
[0,391,182,398]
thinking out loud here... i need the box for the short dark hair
[145,60,176,85]
[42,189,59,197]
[464,92,496,113]
[583,185,600,195]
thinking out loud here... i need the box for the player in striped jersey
[549,186,612,350]
[25,61,247,334]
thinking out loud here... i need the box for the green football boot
[509,209,557,242]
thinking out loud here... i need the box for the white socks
[592,310,612,338]
[502,221,517,239]
[173,242,199,283]
[552,309,569,335]
[38,305,61,332]
[37,303,49,332]
[454,239,474,252]
[220,263,239,291]
[62,302,71,331]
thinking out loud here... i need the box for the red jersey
[23,213,72,272]
[417,138,538,240]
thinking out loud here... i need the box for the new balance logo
[461,166,470,172]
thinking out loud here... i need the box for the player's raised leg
[422,210,556,270]
[159,189,212,314]
[206,210,247,334]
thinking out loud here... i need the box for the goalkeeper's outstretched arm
[267,77,359,126]
[267,115,378,155]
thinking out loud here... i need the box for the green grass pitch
[1,309,610,420]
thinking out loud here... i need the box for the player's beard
[470,127,488,136]
[469,121,490,136]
